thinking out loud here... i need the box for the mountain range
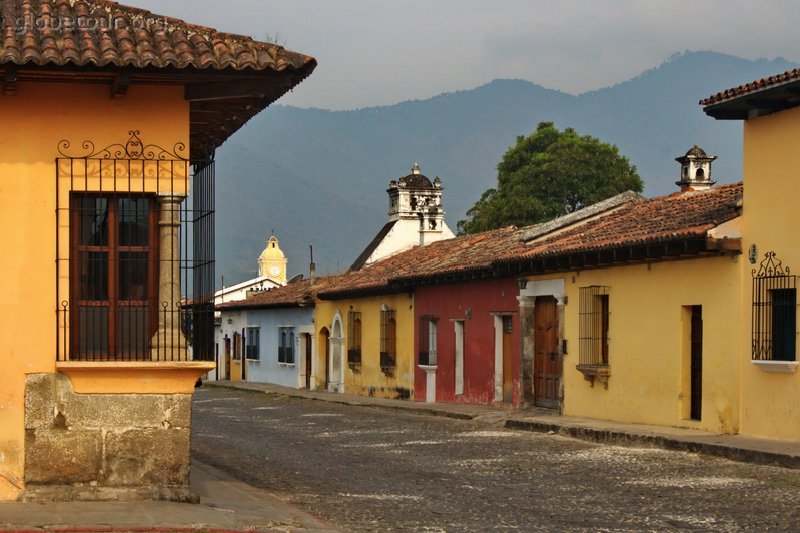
[214,51,796,285]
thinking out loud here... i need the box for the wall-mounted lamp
[517,278,528,290]
[227,318,233,325]
[380,303,389,312]
[748,244,758,264]
[465,308,472,320]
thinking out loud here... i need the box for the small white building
[212,234,289,380]
[350,164,455,270]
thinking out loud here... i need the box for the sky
[133,0,800,110]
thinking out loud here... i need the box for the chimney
[309,244,316,280]
[676,145,717,192]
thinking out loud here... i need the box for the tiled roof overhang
[701,68,800,120]
[0,0,317,160]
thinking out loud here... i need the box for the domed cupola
[676,145,717,192]
[258,235,287,283]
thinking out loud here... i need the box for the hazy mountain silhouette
[215,51,795,284]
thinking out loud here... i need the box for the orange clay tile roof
[217,275,344,310]
[503,181,743,260]
[319,183,742,298]
[701,68,800,106]
[0,0,314,72]
[318,226,527,298]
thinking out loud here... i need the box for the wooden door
[305,333,313,389]
[533,296,560,408]
[502,316,514,403]
[690,306,703,420]
[319,328,329,389]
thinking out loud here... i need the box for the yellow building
[315,257,417,399]
[0,1,315,501]
[703,71,800,440]
[508,170,743,433]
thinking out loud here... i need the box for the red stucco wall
[414,278,521,407]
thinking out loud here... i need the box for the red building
[413,278,522,407]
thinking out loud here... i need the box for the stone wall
[22,373,195,502]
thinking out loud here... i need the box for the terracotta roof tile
[701,68,800,106]
[0,0,315,73]
[218,275,344,310]
[502,182,742,260]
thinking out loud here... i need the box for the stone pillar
[151,195,188,361]
[518,297,536,405]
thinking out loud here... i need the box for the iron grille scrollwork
[752,252,797,361]
[55,130,214,363]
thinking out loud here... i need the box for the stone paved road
[191,387,800,532]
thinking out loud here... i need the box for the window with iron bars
[245,327,260,360]
[419,316,438,366]
[347,310,362,365]
[579,286,610,366]
[279,327,295,364]
[752,252,798,361]
[56,133,214,362]
[380,307,397,368]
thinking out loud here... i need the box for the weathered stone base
[20,484,198,503]
[23,373,194,502]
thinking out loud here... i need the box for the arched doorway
[329,312,344,392]
[318,327,330,390]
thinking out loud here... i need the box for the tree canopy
[456,122,643,235]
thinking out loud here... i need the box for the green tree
[457,122,643,234]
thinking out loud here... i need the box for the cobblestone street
[192,387,800,532]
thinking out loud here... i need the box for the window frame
[279,326,296,365]
[419,315,438,366]
[752,252,798,362]
[245,326,260,361]
[578,285,610,367]
[347,310,362,365]
[69,193,159,360]
[380,307,397,369]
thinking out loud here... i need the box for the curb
[505,419,800,469]
[202,381,477,420]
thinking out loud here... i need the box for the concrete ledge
[506,419,800,469]
[57,361,215,394]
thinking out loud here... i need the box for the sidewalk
[0,461,341,533]
[208,380,800,469]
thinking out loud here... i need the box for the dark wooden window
[579,286,610,366]
[752,252,797,361]
[347,311,362,364]
[380,308,396,368]
[279,327,295,364]
[70,194,158,360]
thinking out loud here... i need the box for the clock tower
[258,235,288,283]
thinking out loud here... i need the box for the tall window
[380,307,396,368]
[419,316,438,366]
[279,327,295,364]
[347,310,362,365]
[752,252,797,361]
[245,327,260,360]
[71,194,158,359]
[579,286,610,366]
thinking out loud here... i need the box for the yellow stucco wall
[315,293,415,399]
[0,81,190,499]
[740,106,800,439]
[552,256,742,433]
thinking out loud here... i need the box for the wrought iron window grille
[752,252,798,361]
[578,285,610,367]
[380,307,397,371]
[55,130,215,362]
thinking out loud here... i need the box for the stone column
[151,195,188,361]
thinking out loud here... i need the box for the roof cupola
[676,145,717,192]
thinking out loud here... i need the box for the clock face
[269,264,281,277]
